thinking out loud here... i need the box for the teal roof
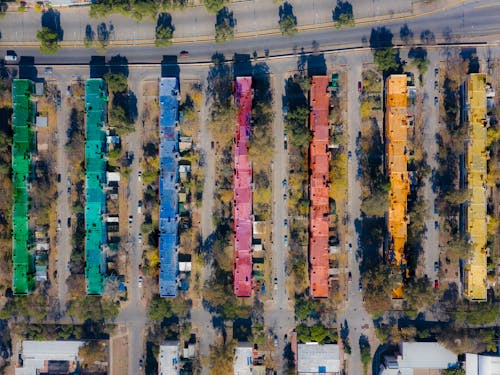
[84,79,108,295]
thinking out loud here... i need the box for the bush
[279,15,298,36]
[203,0,228,13]
[155,24,174,47]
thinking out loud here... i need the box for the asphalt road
[421,49,441,282]
[264,69,294,373]
[339,55,378,375]
[2,0,499,67]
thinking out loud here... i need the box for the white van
[5,54,17,62]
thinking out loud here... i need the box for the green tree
[215,8,235,43]
[441,368,465,375]
[363,264,393,315]
[203,0,228,14]
[279,15,298,36]
[149,295,173,321]
[36,27,61,55]
[332,0,354,29]
[373,47,400,73]
[67,296,119,322]
[103,72,128,93]
[361,189,388,217]
[285,106,311,147]
[155,24,174,47]
[208,338,236,374]
[359,337,371,374]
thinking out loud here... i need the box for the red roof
[309,76,330,298]
[234,77,253,297]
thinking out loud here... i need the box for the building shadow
[307,53,326,77]
[89,56,108,79]
[41,9,63,41]
[161,55,179,80]
[18,56,38,81]
[460,48,479,73]
[233,53,252,78]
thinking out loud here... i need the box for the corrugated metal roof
[297,343,340,373]
[84,79,108,295]
[159,78,180,298]
[464,73,488,302]
[12,79,35,295]
[309,76,330,298]
[233,77,253,297]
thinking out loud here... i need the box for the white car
[138,276,143,288]
[138,233,142,244]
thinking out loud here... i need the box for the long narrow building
[233,76,253,297]
[85,79,108,295]
[385,74,410,299]
[464,73,487,302]
[309,76,331,298]
[12,79,35,295]
[159,77,180,298]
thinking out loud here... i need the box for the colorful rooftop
[464,73,487,302]
[309,76,330,298]
[159,77,180,298]
[12,79,35,295]
[385,75,409,299]
[84,79,108,295]
[233,76,253,297]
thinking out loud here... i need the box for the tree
[361,189,388,217]
[362,264,393,315]
[279,15,298,36]
[441,368,465,375]
[404,277,439,311]
[208,338,236,374]
[409,47,430,85]
[332,0,354,29]
[155,23,174,47]
[215,8,235,43]
[203,0,228,14]
[374,47,400,73]
[285,106,311,147]
[67,296,119,322]
[149,295,173,321]
[359,336,371,374]
[36,27,60,55]
[103,72,128,93]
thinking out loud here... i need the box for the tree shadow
[233,53,252,78]
[340,319,349,340]
[307,53,326,76]
[369,26,393,49]
[89,56,108,78]
[206,53,233,109]
[161,55,179,79]
[18,56,38,81]
[279,1,297,24]
[408,47,427,61]
[85,24,95,42]
[399,24,413,45]
[420,29,435,45]
[332,0,353,22]
[460,48,479,73]
[216,7,235,31]
[41,9,63,41]
[283,76,307,112]
[128,91,138,122]
[157,12,175,33]
[108,54,129,77]
[96,22,114,46]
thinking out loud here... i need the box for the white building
[159,342,180,375]
[297,343,341,374]
[466,353,500,375]
[233,344,265,375]
[16,340,84,375]
[379,342,458,375]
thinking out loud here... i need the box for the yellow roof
[385,75,409,267]
[464,73,488,301]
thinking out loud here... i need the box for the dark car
[348,272,352,282]
[434,261,439,272]
[434,97,438,106]
[358,81,362,94]
[138,359,143,370]
[57,174,61,183]
[434,81,438,90]
[434,67,439,77]
[434,220,439,230]
[358,280,363,291]
[179,50,189,57]
[67,217,71,228]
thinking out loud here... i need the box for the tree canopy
[36,27,61,55]
[103,72,128,93]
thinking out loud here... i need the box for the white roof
[179,262,192,272]
[297,343,340,374]
[17,340,84,375]
[106,172,121,182]
[398,342,457,369]
[234,346,253,375]
[466,353,500,375]
[159,343,180,375]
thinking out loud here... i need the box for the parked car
[179,50,189,57]
[66,85,72,96]
[138,276,143,288]
[128,215,133,224]
[434,97,438,107]
[44,67,53,74]
[284,235,288,246]
[138,233,142,244]
[57,174,61,183]
[284,140,288,150]
[434,220,439,230]
[274,277,278,290]
[138,359,143,371]
[67,217,71,228]
[434,279,439,289]
[434,67,439,77]
[57,219,61,231]
[137,200,142,214]
[358,280,363,291]
[434,261,440,272]
[274,335,278,347]
[348,151,352,159]
[284,219,288,228]
[4,51,17,62]
[282,179,287,189]
[358,81,362,94]
[434,81,438,90]
[284,334,288,345]
[138,170,142,181]
[348,272,352,282]
[283,193,287,201]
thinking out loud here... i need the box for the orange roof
[309,76,330,298]
[385,75,409,268]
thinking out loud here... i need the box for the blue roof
[159,78,179,298]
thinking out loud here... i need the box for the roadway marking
[474,3,500,9]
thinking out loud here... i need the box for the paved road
[116,73,147,375]
[2,0,499,66]
[263,69,294,373]
[190,73,217,372]
[420,49,441,281]
[0,0,416,43]
[54,74,72,311]
[338,56,378,375]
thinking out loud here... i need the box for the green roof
[12,79,35,295]
[84,79,108,295]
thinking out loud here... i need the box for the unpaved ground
[110,331,129,375]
